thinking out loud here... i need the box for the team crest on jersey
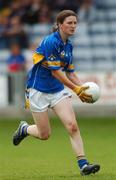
[60,51,65,58]
[48,54,56,61]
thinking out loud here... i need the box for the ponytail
[52,23,59,32]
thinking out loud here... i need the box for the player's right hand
[73,86,93,103]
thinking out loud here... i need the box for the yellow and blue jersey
[26,31,75,93]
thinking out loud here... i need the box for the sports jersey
[26,31,75,93]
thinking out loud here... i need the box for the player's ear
[59,23,63,29]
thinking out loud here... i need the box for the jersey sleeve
[64,50,75,72]
[66,63,75,72]
[33,53,44,65]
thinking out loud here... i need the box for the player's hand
[73,85,93,103]
[78,90,93,103]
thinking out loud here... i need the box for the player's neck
[59,30,68,44]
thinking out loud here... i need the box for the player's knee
[67,122,78,135]
[39,131,51,140]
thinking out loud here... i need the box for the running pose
[13,10,100,176]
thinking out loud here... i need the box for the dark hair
[52,10,77,32]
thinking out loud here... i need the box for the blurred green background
[1,117,116,180]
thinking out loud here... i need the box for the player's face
[59,16,77,36]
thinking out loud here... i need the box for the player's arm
[66,72,81,86]
[52,69,76,89]
[51,69,92,103]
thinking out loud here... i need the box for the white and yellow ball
[82,82,100,103]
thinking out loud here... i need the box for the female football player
[13,10,100,175]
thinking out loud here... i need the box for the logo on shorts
[63,93,68,96]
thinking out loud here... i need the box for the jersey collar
[54,31,70,45]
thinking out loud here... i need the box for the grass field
[0,117,116,180]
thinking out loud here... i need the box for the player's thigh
[53,98,78,129]
[32,111,51,134]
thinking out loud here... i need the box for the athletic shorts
[25,88,72,112]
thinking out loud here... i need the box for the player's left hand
[73,85,93,103]
[78,90,93,103]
